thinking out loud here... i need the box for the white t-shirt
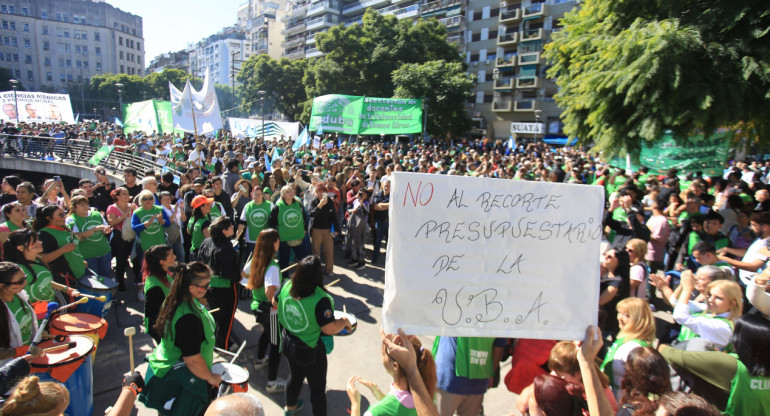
[629,263,647,299]
[188,149,204,167]
[242,263,281,290]
[739,237,769,286]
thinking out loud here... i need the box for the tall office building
[0,0,143,92]
[237,0,285,60]
[187,26,250,86]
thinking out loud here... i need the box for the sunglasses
[192,282,210,290]
[142,197,154,201]
[7,279,25,286]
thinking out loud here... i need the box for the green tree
[307,9,463,99]
[238,54,308,122]
[89,73,147,102]
[144,69,201,100]
[544,0,770,155]
[393,60,476,140]
[215,83,246,118]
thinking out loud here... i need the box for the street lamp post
[422,97,430,144]
[534,109,542,143]
[9,79,19,123]
[257,90,267,142]
[115,83,124,121]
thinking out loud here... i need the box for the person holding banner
[245,228,286,393]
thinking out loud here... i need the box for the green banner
[89,145,113,166]
[639,131,732,177]
[309,94,423,135]
[123,100,182,136]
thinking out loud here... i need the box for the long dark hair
[3,229,45,285]
[0,262,23,348]
[732,313,770,377]
[247,229,279,290]
[289,256,324,299]
[209,216,234,245]
[32,205,60,231]
[533,374,588,416]
[611,248,631,298]
[142,244,173,286]
[154,262,211,338]
[619,347,671,411]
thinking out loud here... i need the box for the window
[10,37,16,46]
[24,39,29,48]
[94,32,100,41]
[44,57,50,66]
[24,55,30,64]
[22,23,28,32]
[76,60,81,68]
[62,13,68,22]
[22,7,28,16]
[473,10,482,20]
[56,28,62,37]
[55,12,61,21]
[471,32,481,42]
[95,46,100,56]
[2,36,7,45]
[1,6,7,13]
[67,74,72,81]
[81,32,86,40]
[27,70,32,81]
[81,46,87,55]
[58,58,64,67]
[8,6,13,14]
[63,30,69,38]
[13,69,19,77]
[119,51,123,59]
[41,10,47,20]
[2,21,7,29]
[483,94,494,103]
[73,16,79,24]
[137,42,141,51]
[66,59,71,68]
[12,53,18,62]
[42,25,48,35]
[120,64,123,73]
[118,36,122,46]
[96,62,101,72]
[46,71,52,81]
[9,21,14,30]
[83,60,88,69]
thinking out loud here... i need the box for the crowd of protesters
[0,119,769,415]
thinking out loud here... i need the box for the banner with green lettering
[309,94,423,135]
[639,131,732,177]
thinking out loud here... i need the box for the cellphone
[327,193,336,199]
[53,176,61,182]
[239,185,248,193]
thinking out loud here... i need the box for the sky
[106,0,249,65]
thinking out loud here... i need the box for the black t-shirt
[0,193,17,206]
[175,314,205,357]
[39,231,71,282]
[159,183,179,200]
[125,183,142,199]
[373,191,390,221]
[92,182,115,213]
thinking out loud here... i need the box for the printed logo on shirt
[140,212,161,235]
[249,209,268,227]
[82,217,105,241]
[283,209,301,228]
[323,309,333,319]
[281,298,309,332]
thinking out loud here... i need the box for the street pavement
[91,241,522,416]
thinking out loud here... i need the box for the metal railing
[0,134,186,177]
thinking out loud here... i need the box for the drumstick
[79,293,107,302]
[209,307,220,314]
[55,297,88,312]
[343,304,347,314]
[28,302,59,353]
[326,278,341,288]
[43,342,76,353]
[124,327,136,373]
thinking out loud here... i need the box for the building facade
[0,0,143,92]
[187,27,250,86]
[237,0,285,60]
[146,50,190,74]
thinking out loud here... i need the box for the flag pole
[190,81,198,138]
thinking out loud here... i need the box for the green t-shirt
[41,226,86,279]
[276,198,305,242]
[147,299,215,379]
[188,216,210,253]
[725,360,770,416]
[134,206,165,251]
[8,296,34,345]
[67,210,110,258]
[242,200,272,243]
[278,281,333,348]
[366,392,417,416]
[20,262,55,303]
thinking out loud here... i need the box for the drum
[49,312,108,359]
[334,310,357,335]
[30,335,94,416]
[212,362,249,394]
[75,275,118,318]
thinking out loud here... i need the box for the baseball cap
[190,195,214,209]
[193,178,206,186]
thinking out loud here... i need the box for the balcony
[499,7,520,23]
[281,21,307,36]
[521,28,543,41]
[282,36,306,49]
[343,15,364,26]
[514,99,538,111]
[517,51,540,65]
[282,49,306,60]
[522,2,547,19]
[438,15,465,29]
[494,77,514,89]
[420,0,462,15]
[289,4,309,18]
[498,31,518,45]
[447,35,465,49]
[515,76,540,88]
[307,14,339,30]
[380,4,419,19]
[492,99,512,112]
[496,53,517,68]
[391,0,411,4]
[306,47,323,58]
[308,0,339,17]
[342,0,390,15]
[306,34,317,44]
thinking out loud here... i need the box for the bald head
[204,393,265,416]
[757,189,769,202]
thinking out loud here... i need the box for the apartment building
[187,27,250,86]
[0,0,143,91]
[237,0,285,60]
[146,50,190,74]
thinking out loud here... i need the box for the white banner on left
[0,90,75,124]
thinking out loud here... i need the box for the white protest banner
[383,172,604,340]
[228,118,301,141]
[0,91,75,124]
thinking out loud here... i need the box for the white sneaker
[266,379,286,393]
[253,357,268,370]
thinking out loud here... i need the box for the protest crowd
[0,118,770,416]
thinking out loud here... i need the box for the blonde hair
[68,195,89,216]
[135,190,155,205]
[548,341,610,388]
[626,238,648,262]
[706,280,743,321]
[617,297,656,344]
[1,376,69,416]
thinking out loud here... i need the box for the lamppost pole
[257,90,266,141]
[534,109,542,143]
[422,97,430,144]
[115,82,124,121]
[9,79,19,123]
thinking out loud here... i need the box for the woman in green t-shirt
[142,244,176,344]
[0,202,28,246]
[0,262,38,357]
[65,196,112,277]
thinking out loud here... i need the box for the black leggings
[254,305,281,381]
[208,284,238,350]
[285,339,327,416]
[110,230,133,287]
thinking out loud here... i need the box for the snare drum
[212,362,249,394]
[333,310,357,335]
[31,335,94,416]
[49,312,108,359]
[75,275,118,318]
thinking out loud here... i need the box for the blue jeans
[170,240,185,266]
[372,219,389,262]
[86,252,112,278]
[278,234,311,270]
